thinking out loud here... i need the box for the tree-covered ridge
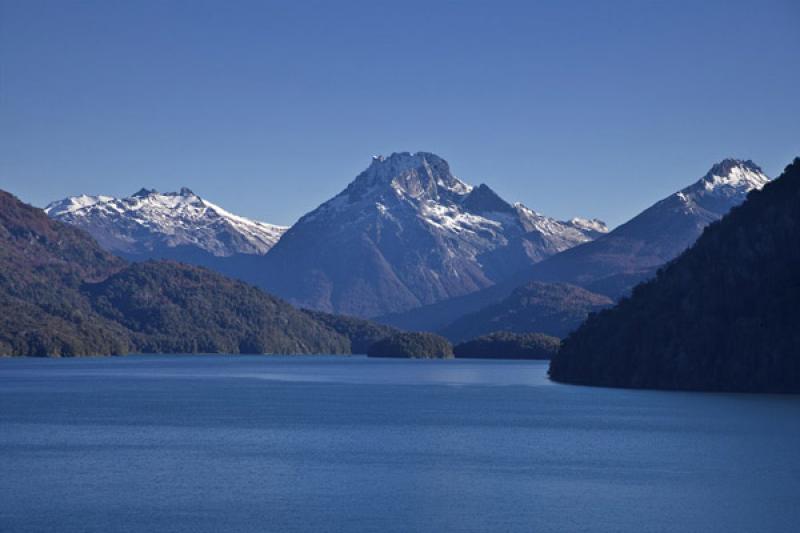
[440,282,612,342]
[85,261,350,355]
[550,158,800,393]
[0,190,124,281]
[367,332,454,359]
[0,190,352,356]
[301,309,399,354]
[0,191,133,355]
[454,332,560,360]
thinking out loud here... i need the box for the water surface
[1,355,799,532]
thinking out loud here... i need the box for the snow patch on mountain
[673,159,769,215]
[700,159,769,191]
[257,152,608,317]
[306,152,605,251]
[569,217,609,235]
[46,188,287,257]
[419,201,503,235]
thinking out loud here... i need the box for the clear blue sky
[1,0,797,227]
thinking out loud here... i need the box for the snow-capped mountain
[675,159,769,216]
[380,158,770,334]
[45,188,287,258]
[516,158,770,293]
[254,152,606,317]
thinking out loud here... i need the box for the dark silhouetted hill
[0,190,351,356]
[440,282,612,342]
[367,332,453,359]
[455,332,560,360]
[550,158,800,393]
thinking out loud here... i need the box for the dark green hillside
[301,309,398,354]
[0,190,132,355]
[550,158,800,393]
[85,261,350,355]
[455,332,560,360]
[367,332,453,359]
[440,282,612,342]
[0,190,124,280]
[0,190,351,356]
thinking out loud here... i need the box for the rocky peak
[676,159,770,207]
[706,158,762,178]
[132,188,158,198]
[462,184,515,214]
[45,188,287,257]
[347,152,472,203]
[698,159,769,192]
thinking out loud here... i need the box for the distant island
[365,331,562,360]
[367,332,454,359]
[454,332,560,360]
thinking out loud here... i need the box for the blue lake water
[1,355,799,532]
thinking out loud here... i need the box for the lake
[1,355,799,532]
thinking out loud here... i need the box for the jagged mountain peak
[676,158,769,209]
[132,187,158,198]
[259,152,606,317]
[462,184,516,214]
[126,186,197,201]
[696,158,769,192]
[351,152,472,201]
[706,158,763,177]
[46,189,287,257]
[368,151,448,172]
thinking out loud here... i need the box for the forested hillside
[0,190,352,356]
[550,159,800,393]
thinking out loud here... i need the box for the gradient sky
[1,0,798,228]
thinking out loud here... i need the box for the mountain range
[0,189,391,356]
[440,282,613,342]
[8,152,798,391]
[42,155,769,345]
[510,158,770,296]
[252,152,607,317]
[380,158,770,337]
[550,158,800,393]
[46,187,287,259]
[47,152,607,319]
